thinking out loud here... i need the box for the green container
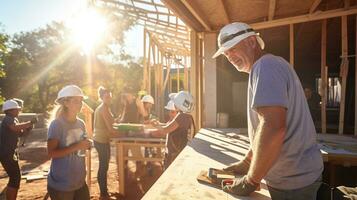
[113,123,144,132]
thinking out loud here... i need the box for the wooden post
[321,19,327,134]
[190,30,200,129]
[177,59,180,92]
[184,56,188,90]
[355,15,357,136]
[143,29,147,91]
[338,15,349,135]
[148,39,152,94]
[289,24,294,66]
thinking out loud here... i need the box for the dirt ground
[0,129,163,200]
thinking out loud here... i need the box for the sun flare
[67,8,107,54]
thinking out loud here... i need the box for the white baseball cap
[2,99,22,112]
[165,100,176,111]
[212,22,265,58]
[56,85,86,103]
[141,95,154,104]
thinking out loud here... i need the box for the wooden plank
[321,19,327,134]
[338,15,349,134]
[142,129,270,199]
[252,7,357,30]
[289,24,294,66]
[181,0,212,31]
[355,15,357,136]
[218,0,230,24]
[268,0,276,21]
[309,0,322,14]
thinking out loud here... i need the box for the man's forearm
[247,121,285,183]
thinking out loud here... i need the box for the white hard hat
[56,85,85,103]
[168,93,177,100]
[2,99,22,112]
[165,100,176,111]
[141,95,154,104]
[212,22,265,58]
[173,91,194,113]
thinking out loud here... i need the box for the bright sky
[0,0,143,58]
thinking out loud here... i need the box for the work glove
[221,175,258,196]
[223,159,250,175]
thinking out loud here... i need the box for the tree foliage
[0,10,142,113]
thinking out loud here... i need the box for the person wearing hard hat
[140,94,155,123]
[165,100,178,122]
[213,22,323,199]
[0,99,36,200]
[149,91,195,169]
[93,86,120,200]
[47,85,91,200]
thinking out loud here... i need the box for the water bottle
[77,133,87,157]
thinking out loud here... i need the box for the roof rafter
[268,0,276,20]
[218,0,230,24]
[181,0,212,31]
[309,0,322,14]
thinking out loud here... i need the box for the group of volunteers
[0,20,325,200]
[0,84,194,200]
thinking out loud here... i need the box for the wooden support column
[321,19,327,134]
[289,24,294,66]
[148,39,152,94]
[355,15,357,136]
[203,33,218,127]
[143,29,147,91]
[177,59,180,92]
[338,15,349,134]
[184,56,188,90]
[190,30,202,129]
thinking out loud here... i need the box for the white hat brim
[212,34,265,58]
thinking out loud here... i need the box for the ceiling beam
[162,0,205,31]
[181,0,212,31]
[252,6,357,30]
[268,0,276,20]
[218,0,230,24]
[309,0,322,14]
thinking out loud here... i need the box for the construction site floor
[0,129,163,200]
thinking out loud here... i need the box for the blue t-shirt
[47,117,87,191]
[247,54,323,190]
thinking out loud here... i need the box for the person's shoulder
[76,118,85,126]
[259,54,288,67]
[49,118,62,128]
[3,115,14,122]
[253,54,290,74]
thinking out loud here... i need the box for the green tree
[0,10,142,113]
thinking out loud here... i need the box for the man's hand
[223,159,250,175]
[221,175,258,196]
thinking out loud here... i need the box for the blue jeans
[268,176,322,200]
[94,141,110,196]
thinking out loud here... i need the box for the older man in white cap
[214,22,323,199]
